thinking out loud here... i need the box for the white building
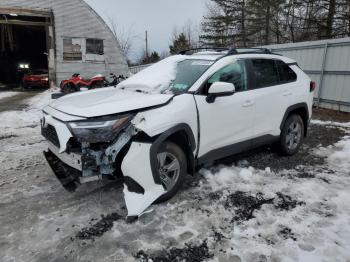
[0,0,129,86]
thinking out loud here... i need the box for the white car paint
[121,142,165,217]
[49,88,174,118]
[42,51,314,220]
[208,81,236,94]
[43,106,86,122]
[132,94,198,144]
[49,143,82,171]
[195,89,256,157]
[42,114,73,153]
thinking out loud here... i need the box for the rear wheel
[154,141,187,204]
[279,114,304,155]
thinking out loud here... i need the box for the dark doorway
[0,15,49,88]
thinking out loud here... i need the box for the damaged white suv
[42,48,315,221]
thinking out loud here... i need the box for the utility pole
[145,30,149,57]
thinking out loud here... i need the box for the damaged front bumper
[44,149,82,192]
[42,114,166,220]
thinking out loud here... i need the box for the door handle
[242,100,255,107]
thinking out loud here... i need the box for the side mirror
[206,82,235,103]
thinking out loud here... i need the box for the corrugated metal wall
[262,38,350,112]
[129,64,152,75]
[1,0,129,84]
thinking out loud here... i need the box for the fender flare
[149,123,196,184]
[280,102,309,133]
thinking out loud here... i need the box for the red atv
[60,73,105,94]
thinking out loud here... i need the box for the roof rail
[178,47,274,56]
[227,48,272,55]
[178,47,229,55]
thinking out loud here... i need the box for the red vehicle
[60,73,105,93]
[22,69,49,89]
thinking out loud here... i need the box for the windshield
[169,60,213,94]
[118,56,214,95]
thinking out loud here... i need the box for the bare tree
[108,17,136,58]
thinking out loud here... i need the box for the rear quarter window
[276,60,297,83]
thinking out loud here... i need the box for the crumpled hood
[49,87,174,118]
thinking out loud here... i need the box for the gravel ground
[0,109,350,261]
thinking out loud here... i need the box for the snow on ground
[311,119,350,128]
[0,90,51,132]
[0,91,21,100]
[1,93,350,262]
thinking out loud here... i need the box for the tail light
[310,81,316,92]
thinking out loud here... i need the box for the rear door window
[251,59,280,88]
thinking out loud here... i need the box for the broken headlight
[67,114,134,143]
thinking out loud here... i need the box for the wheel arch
[280,103,309,137]
[149,124,196,178]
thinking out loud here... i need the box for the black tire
[22,82,28,89]
[62,83,78,94]
[91,80,104,89]
[154,141,187,204]
[279,114,304,156]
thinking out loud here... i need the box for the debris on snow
[274,192,305,211]
[76,213,122,240]
[279,227,297,241]
[223,191,304,222]
[135,240,213,262]
[224,191,274,222]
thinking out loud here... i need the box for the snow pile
[193,148,350,261]
[25,90,52,110]
[0,91,51,132]
[0,91,20,100]
[118,55,186,93]
[328,136,350,171]
[311,119,350,128]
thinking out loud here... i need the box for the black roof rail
[178,47,229,55]
[178,47,274,56]
[227,48,272,55]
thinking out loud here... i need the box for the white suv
[42,48,315,221]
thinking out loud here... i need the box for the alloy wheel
[286,121,302,150]
[157,152,180,192]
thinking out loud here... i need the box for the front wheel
[62,83,78,94]
[91,80,104,89]
[154,142,187,204]
[279,114,304,156]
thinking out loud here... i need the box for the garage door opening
[0,13,51,89]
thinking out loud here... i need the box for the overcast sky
[84,0,208,61]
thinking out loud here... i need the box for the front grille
[42,124,60,148]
